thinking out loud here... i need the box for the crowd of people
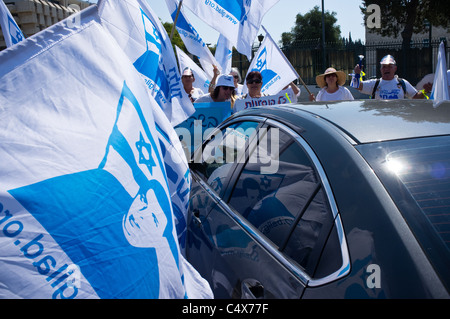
[182,54,448,109]
[181,64,302,109]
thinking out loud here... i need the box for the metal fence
[231,38,448,86]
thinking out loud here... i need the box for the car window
[228,126,341,277]
[193,121,259,197]
[358,136,450,289]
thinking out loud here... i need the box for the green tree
[162,21,186,52]
[361,0,450,49]
[281,6,341,47]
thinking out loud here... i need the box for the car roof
[272,100,450,144]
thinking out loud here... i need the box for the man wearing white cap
[354,55,424,100]
[196,74,236,105]
[181,67,204,102]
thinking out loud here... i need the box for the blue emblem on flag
[215,0,251,23]
[8,15,24,44]
[133,9,171,101]
[8,82,179,299]
[251,46,278,87]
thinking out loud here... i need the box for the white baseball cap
[380,55,397,65]
[182,67,194,76]
[216,75,235,88]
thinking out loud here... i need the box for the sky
[144,0,366,46]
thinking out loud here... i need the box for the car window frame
[190,116,266,214]
[192,115,350,287]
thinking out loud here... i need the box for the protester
[353,55,424,99]
[416,70,450,97]
[241,71,267,99]
[196,74,237,106]
[309,67,354,101]
[181,67,204,102]
[279,81,301,103]
[208,65,222,94]
[230,67,244,96]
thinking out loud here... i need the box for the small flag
[0,0,25,47]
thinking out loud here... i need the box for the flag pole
[298,76,315,101]
[170,0,183,41]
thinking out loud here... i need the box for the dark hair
[246,71,262,82]
[211,86,236,100]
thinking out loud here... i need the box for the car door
[187,116,349,298]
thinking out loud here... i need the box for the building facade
[1,0,92,50]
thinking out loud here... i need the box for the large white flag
[0,0,25,47]
[243,26,299,95]
[99,0,194,126]
[176,45,211,93]
[0,3,212,299]
[99,0,192,253]
[215,34,233,76]
[182,0,280,60]
[165,0,218,80]
[430,41,449,107]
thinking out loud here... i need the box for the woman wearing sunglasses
[242,71,267,99]
[196,75,237,105]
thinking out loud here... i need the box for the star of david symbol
[136,132,156,175]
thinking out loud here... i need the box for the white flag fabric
[243,26,299,95]
[165,0,219,79]
[0,3,212,299]
[0,0,25,47]
[182,0,280,60]
[430,41,449,107]
[215,34,233,76]
[176,45,211,93]
[99,0,193,251]
[99,0,194,126]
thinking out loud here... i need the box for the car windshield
[357,136,450,288]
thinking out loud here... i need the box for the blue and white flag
[243,26,299,95]
[0,3,212,299]
[0,0,25,47]
[215,34,233,76]
[430,41,449,107]
[99,0,193,252]
[176,45,211,93]
[182,0,280,61]
[99,0,195,126]
[165,0,219,79]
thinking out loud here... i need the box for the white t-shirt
[195,93,233,103]
[194,93,214,103]
[189,87,204,101]
[278,86,301,102]
[361,76,418,99]
[316,86,354,101]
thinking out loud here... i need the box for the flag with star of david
[0,0,25,47]
[0,2,212,299]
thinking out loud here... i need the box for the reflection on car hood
[280,100,450,144]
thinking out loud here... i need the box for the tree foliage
[361,0,450,44]
[281,6,341,47]
[162,21,186,52]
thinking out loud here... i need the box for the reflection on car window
[358,136,450,289]
[228,127,341,276]
[196,121,259,196]
[385,143,450,250]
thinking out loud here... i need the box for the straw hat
[316,67,346,88]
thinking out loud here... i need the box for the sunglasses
[247,79,262,84]
[220,86,235,91]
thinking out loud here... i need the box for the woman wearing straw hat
[309,67,354,102]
